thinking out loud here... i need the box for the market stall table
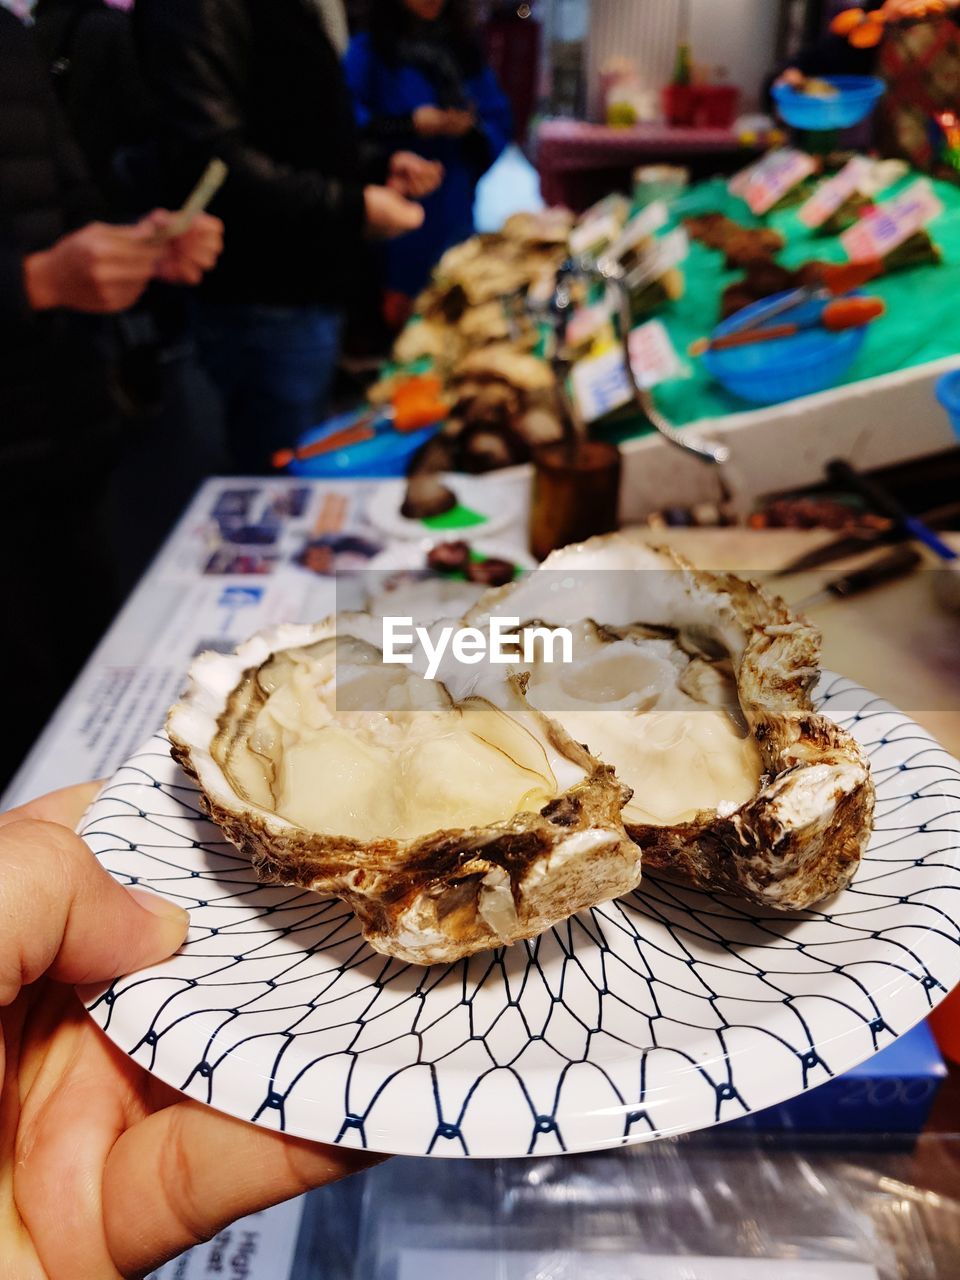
[592,168,960,515]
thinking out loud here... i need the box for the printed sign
[841,179,944,261]
[625,227,689,287]
[579,191,631,227]
[569,212,622,258]
[566,298,615,350]
[729,148,818,216]
[572,320,683,422]
[147,1199,304,1279]
[799,156,872,229]
[570,192,632,258]
[628,318,684,385]
[606,200,669,261]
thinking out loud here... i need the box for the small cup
[529,440,622,562]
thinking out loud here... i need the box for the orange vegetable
[865,8,889,22]
[391,375,448,432]
[392,374,443,407]
[849,20,885,45]
[830,7,866,35]
[821,296,887,329]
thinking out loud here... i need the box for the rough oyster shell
[167,617,637,965]
[467,535,875,911]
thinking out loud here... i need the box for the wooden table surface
[631,529,960,758]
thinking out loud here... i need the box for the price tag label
[841,178,944,261]
[729,148,818,215]
[566,297,615,350]
[569,212,622,258]
[579,191,630,227]
[147,1200,304,1279]
[799,156,872,228]
[628,319,684,385]
[572,321,683,422]
[606,200,669,261]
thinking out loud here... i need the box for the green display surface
[642,173,960,431]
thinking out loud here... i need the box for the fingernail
[128,887,190,928]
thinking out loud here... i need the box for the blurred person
[135,0,443,473]
[0,2,223,789]
[345,0,513,317]
[0,782,378,1276]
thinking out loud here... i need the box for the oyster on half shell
[167,615,637,965]
[465,535,874,911]
[168,535,874,965]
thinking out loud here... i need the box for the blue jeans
[197,302,343,472]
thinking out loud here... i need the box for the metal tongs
[543,259,589,443]
[593,256,731,466]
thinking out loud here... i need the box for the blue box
[732,1021,947,1135]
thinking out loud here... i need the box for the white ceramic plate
[364,475,519,541]
[80,676,960,1158]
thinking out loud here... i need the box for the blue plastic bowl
[935,369,960,439]
[772,75,885,131]
[703,291,869,405]
[285,409,437,479]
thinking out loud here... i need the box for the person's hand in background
[0,784,379,1279]
[22,212,224,312]
[364,185,426,238]
[412,103,451,136]
[441,108,476,138]
[412,105,476,138]
[23,222,162,314]
[773,67,806,89]
[143,210,225,286]
[388,151,444,200]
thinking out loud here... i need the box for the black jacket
[0,9,113,466]
[33,0,159,214]
[135,0,372,308]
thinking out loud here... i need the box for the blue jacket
[344,32,512,297]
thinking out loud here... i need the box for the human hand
[442,108,476,137]
[1,784,380,1279]
[388,151,444,199]
[774,67,806,89]
[364,184,426,238]
[142,210,225,286]
[23,222,162,314]
[412,103,451,136]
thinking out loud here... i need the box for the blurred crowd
[0,0,512,787]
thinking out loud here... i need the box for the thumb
[0,817,188,1004]
[398,197,425,231]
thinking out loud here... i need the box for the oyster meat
[168,616,637,965]
[467,535,874,911]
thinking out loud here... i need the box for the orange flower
[830,7,867,35]
[849,19,885,44]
